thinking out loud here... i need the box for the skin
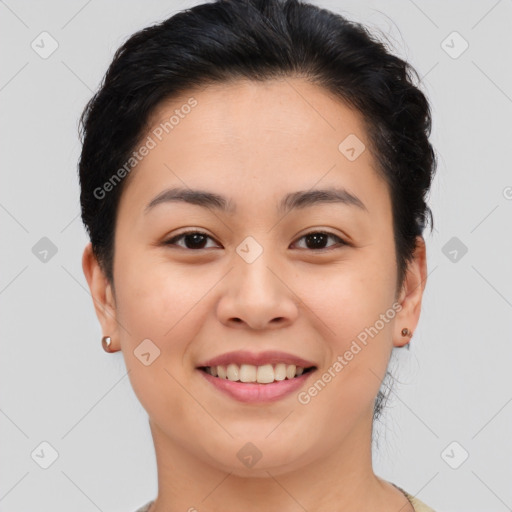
[83,77,427,512]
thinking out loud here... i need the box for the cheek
[293,256,397,434]
[113,245,229,375]
[301,252,397,343]
[116,272,172,339]
[112,253,209,419]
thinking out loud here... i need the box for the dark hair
[78,0,436,426]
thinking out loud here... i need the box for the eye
[163,231,220,250]
[292,231,347,251]
[163,229,347,251]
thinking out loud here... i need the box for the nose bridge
[234,236,280,299]
[216,235,298,329]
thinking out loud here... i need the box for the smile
[197,364,317,403]
[199,363,316,383]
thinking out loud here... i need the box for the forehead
[119,77,388,217]
[147,77,369,155]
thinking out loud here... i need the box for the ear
[82,242,120,352]
[393,236,427,348]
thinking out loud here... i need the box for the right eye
[163,230,221,250]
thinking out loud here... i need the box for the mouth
[197,364,318,403]
[197,364,317,384]
[195,350,318,402]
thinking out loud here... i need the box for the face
[84,78,426,477]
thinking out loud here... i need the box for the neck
[146,409,412,512]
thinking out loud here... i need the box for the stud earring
[401,327,412,350]
[102,336,113,353]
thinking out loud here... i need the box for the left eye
[292,231,346,250]
[163,230,346,251]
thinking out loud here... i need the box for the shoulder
[133,501,154,512]
[406,492,437,512]
[394,485,437,512]
[133,491,438,512]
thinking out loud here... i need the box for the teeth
[217,365,226,379]
[226,363,239,381]
[257,364,274,383]
[274,363,287,381]
[204,363,308,383]
[239,364,257,382]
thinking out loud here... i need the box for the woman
[79,0,437,510]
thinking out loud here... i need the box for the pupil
[306,233,327,249]
[185,233,207,249]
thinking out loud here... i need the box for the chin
[200,437,313,477]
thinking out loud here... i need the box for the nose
[216,250,299,331]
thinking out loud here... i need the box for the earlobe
[82,243,120,352]
[393,236,427,348]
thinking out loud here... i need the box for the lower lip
[197,368,316,403]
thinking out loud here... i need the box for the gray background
[1,0,511,511]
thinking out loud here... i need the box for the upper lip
[197,350,317,369]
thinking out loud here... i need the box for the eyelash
[163,230,347,251]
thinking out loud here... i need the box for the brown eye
[292,231,346,250]
[163,230,346,251]
[164,231,219,250]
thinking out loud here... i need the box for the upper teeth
[205,363,305,383]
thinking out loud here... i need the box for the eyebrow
[144,186,368,215]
